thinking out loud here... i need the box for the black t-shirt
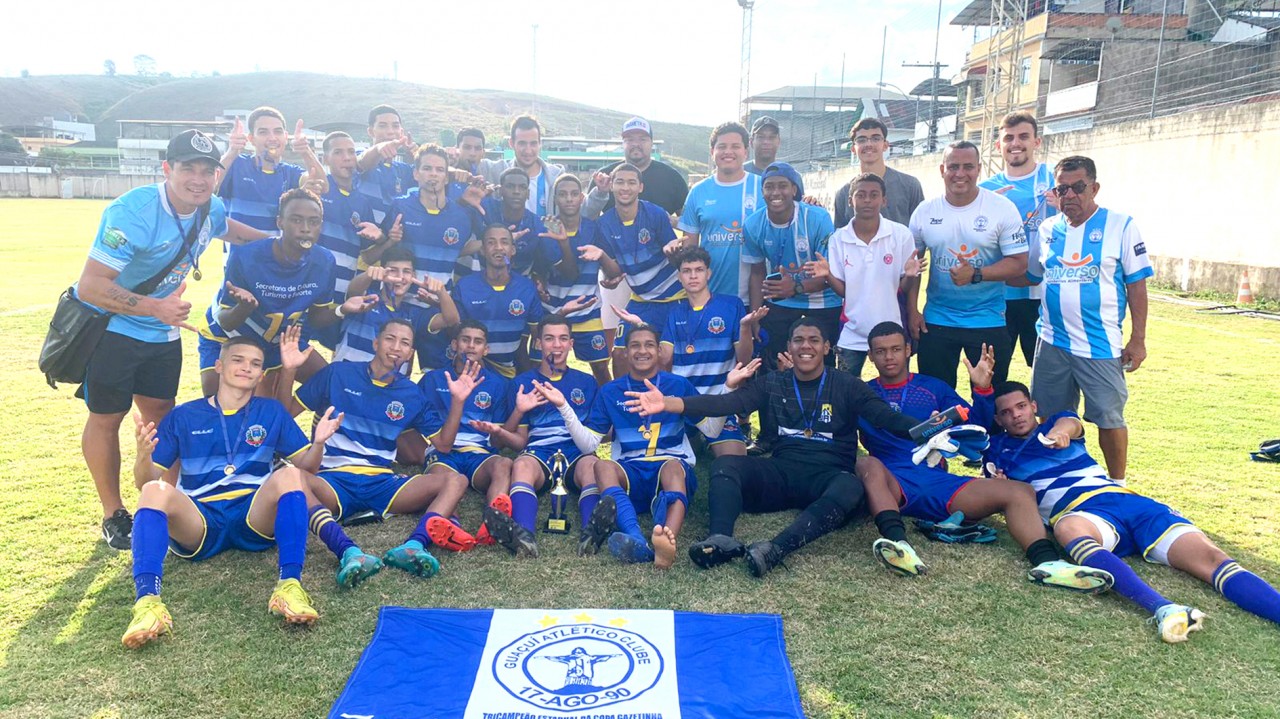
[680,368,915,469]
[594,160,689,216]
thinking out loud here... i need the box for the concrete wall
[802,98,1280,300]
[0,168,159,199]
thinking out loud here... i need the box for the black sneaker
[688,534,746,569]
[341,509,382,527]
[483,507,539,558]
[577,494,617,556]
[744,540,785,578]
[102,508,134,551]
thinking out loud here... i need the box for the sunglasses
[1052,180,1090,197]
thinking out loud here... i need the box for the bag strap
[131,203,208,297]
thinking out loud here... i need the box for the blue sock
[603,486,645,542]
[652,491,688,528]
[1067,537,1171,614]
[132,508,168,600]
[1214,559,1280,625]
[510,482,538,532]
[275,490,307,582]
[308,505,356,559]
[578,484,600,527]
[410,511,443,547]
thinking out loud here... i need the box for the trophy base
[544,517,570,534]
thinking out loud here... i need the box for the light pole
[531,24,539,115]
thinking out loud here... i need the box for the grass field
[1,198,1279,719]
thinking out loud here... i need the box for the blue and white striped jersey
[662,294,744,396]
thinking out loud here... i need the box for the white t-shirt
[826,218,916,351]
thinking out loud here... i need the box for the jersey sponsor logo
[190,134,214,154]
[591,334,606,351]
[1045,252,1100,283]
[929,218,943,225]
[707,317,726,334]
[570,387,587,405]
[103,227,128,250]
[245,424,268,447]
[1088,229,1103,243]
[820,404,832,423]
[509,299,526,316]
[443,227,461,246]
[385,400,406,421]
[475,391,493,410]
[973,216,989,232]
[638,228,653,245]
[1134,241,1147,256]
[936,244,984,271]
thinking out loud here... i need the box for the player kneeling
[123,337,340,649]
[991,382,1280,643]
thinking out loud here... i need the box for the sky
[1,0,977,127]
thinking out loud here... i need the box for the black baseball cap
[166,129,223,167]
[751,116,780,135]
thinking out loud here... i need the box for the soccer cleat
[608,532,656,564]
[1028,560,1114,595]
[484,507,539,558]
[745,540,785,578]
[382,541,441,578]
[688,534,747,570]
[476,494,513,546]
[1153,604,1207,644]
[873,538,929,577]
[268,579,319,626]
[426,515,477,552]
[578,494,617,556]
[121,595,172,649]
[336,547,383,588]
[102,508,133,551]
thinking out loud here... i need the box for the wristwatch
[971,267,984,285]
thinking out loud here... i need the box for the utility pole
[531,24,539,115]
[904,60,948,152]
[737,0,756,123]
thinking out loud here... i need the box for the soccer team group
[66,103,1279,651]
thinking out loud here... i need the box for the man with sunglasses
[1016,156,1151,486]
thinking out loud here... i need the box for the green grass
[2,199,1279,718]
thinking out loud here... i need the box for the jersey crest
[475,391,493,410]
[245,424,268,447]
[385,400,406,421]
[707,316,726,335]
[444,227,461,245]
[570,387,586,406]
[509,299,526,317]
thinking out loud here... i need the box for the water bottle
[909,405,970,442]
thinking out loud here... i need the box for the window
[1021,57,1033,85]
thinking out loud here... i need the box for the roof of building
[745,85,906,103]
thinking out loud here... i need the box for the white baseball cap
[621,117,652,137]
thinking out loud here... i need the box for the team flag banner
[329,607,805,719]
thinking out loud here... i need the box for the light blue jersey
[742,201,841,310]
[662,294,744,395]
[80,183,228,343]
[585,372,701,464]
[981,163,1057,301]
[1027,208,1152,359]
[678,173,764,298]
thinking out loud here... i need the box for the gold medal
[192,268,203,281]
[223,464,236,475]
[803,429,813,438]
[686,344,695,354]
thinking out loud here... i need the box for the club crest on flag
[244,424,267,447]
[385,401,405,421]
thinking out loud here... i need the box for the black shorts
[77,331,182,414]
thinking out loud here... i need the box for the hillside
[0,72,710,170]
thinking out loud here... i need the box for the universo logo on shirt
[1045,252,1101,283]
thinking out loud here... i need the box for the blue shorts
[431,449,504,489]
[198,334,282,372]
[608,457,696,514]
[614,299,678,348]
[517,447,588,491]
[886,462,976,523]
[528,317,611,364]
[318,468,416,519]
[1058,490,1201,566]
[170,491,274,561]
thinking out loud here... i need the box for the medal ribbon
[791,370,827,438]
[213,396,253,475]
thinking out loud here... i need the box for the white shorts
[598,270,633,331]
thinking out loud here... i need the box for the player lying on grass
[123,337,339,649]
[196,188,375,399]
[552,323,718,568]
[856,321,1113,594]
[276,321,473,585]
[624,318,917,578]
[989,382,1280,643]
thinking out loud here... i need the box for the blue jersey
[510,367,598,457]
[80,183,228,343]
[742,202,841,310]
[543,218,603,326]
[598,200,682,303]
[153,396,309,502]
[358,159,415,222]
[1028,208,1153,360]
[383,189,482,285]
[295,360,435,471]
[585,372,701,464]
[218,154,304,234]
[199,237,337,347]
[986,411,1123,522]
[419,367,512,453]
[981,163,1057,301]
[454,272,544,378]
[479,197,557,277]
[860,373,994,467]
[678,173,764,298]
[333,297,440,373]
[662,294,744,396]
[319,178,383,302]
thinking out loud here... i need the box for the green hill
[0,72,710,171]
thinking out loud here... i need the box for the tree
[439,129,457,147]
[104,59,116,76]
[0,133,25,155]
[133,54,156,77]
